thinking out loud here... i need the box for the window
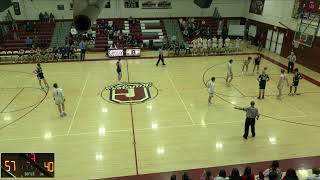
[105,0,111,8]
[57,5,64,10]
[70,3,73,10]
[124,0,139,8]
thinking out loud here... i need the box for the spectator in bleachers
[25,22,33,32]
[170,174,176,180]
[307,168,320,180]
[263,161,282,180]
[44,12,49,22]
[229,168,241,180]
[283,168,298,180]
[70,26,78,38]
[205,27,211,39]
[128,16,134,24]
[182,172,191,180]
[39,12,44,23]
[26,36,33,48]
[202,20,206,26]
[215,169,229,180]
[49,13,55,23]
[200,170,214,180]
[241,167,255,180]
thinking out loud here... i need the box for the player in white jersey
[52,83,66,117]
[224,37,231,53]
[235,37,241,52]
[202,38,208,55]
[226,59,234,86]
[191,39,197,56]
[207,77,215,105]
[277,69,289,100]
[218,37,223,52]
[207,38,212,54]
[212,37,218,53]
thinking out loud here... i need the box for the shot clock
[1,153,54,178]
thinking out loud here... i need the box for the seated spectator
[128,16,133,24]
[39,12,44,23]
[215,169,229,180]
[201,170,214,180]
[182,172,191,180]
[307,168,320,180]
[241,167,255,180]
[263,161,282,180]
[25,22,33,32]
[70,26,78,37]
[44,12,49,22]
[202,20,206,26]
[26,36,33,48]
[229,168,241,180]
[49,13,55,23]
[170,174,176,180]
[179,18,183,25]
[183,29,188,37]
[283,168,298,180]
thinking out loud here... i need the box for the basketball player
[218,37,223,52]
[191,38,197,56]
[289,68,303,96]
[52,83,66,117]
[225,37,231,53]
[212,36,218,53]
[116,58,122,82]
[226,59,233,86]
[257,67,270,99]
[207,77,215,105]
[253,55,262,74]
[202,38,208,55]
[156,47,165,66]
[207,38,212,54]
[242,57,252,73]
[277,69,289,100]
[235,37,241,52]
[33,63,49,90]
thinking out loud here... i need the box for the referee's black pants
[288,61,294,73]
[244,118,256,138]
[80,49,86,60]
[156,55,165,65]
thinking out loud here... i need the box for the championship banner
[141,0,172,9]
[249,0,265,15]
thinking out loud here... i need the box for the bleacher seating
[0,21,55,51]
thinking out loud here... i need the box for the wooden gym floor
[0,51,320,180]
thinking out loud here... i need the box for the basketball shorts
[37,73,44,80]
[292,81,299,87]
[259,82,266,90]
[255,60,260,65]
[55,98,64,105]
[208,92,214,97]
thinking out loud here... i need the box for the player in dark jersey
[257,67,269,99]
[289,68,303,96]
[33,63,49,90]
[253,55,262,74]
[116,58,122,82]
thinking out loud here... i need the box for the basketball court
[0,49,320,179]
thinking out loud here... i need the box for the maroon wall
[247,19,320,73]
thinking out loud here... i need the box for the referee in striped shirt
[235,101,259,139]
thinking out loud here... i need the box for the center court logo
[102,82,154,104]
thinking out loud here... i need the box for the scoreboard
[1,153,54,178]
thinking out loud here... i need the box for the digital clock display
[1,153,54,178]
